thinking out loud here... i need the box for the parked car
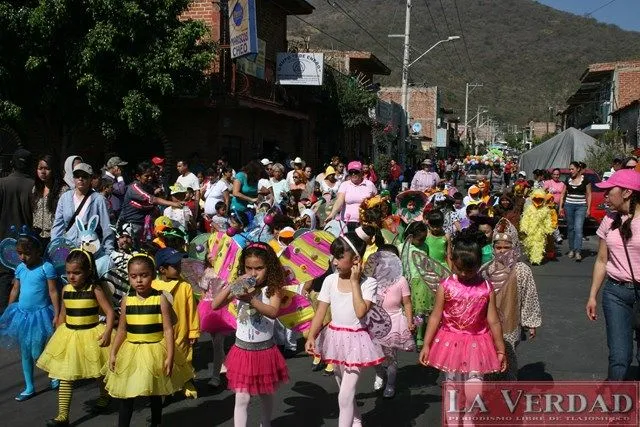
[463,165,490,188]
[547,168,606,236]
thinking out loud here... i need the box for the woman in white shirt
[204,167,232,216]
[270,163,290,205]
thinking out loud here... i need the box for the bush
[374,153,391,182]
[584,130,631,175]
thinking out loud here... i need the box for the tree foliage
[0,0,216,142]
[585,130,631,175]
[331,69,378,129]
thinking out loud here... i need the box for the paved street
[1,238,609,426]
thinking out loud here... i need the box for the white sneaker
[373,374,384,391]
[383,384,396,398]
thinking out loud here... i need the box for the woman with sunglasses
[50,163,115,254]
[325,161,377,233]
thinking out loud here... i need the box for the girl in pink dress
[212,242,289,427]
[419,229,507,382]
[305,233,384,427]
[366,247,415,399]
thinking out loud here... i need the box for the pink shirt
[410,170,440,191]
[596,213,640,283]
[543,180,566,205]
[381,277,411,313]
[338,179,377,222]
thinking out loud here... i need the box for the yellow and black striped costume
[125,289,164,343]
[37,284,109,380]
[104,289,193,398]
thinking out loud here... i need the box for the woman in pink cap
[586,168,640,380]
[325,161,377,233]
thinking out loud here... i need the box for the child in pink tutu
[369,245,415,399]
[419,229,507,384]
[305,233,384,427]
[212,242,289,427]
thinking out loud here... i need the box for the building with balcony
[169,0,317,168]
[560,59,640,138]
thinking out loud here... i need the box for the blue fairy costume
[0,226,57,399]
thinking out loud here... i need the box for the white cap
[518,171,526,177]
[261,158,272,166]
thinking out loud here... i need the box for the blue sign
[229,0,258,59]
[412,122,422,134]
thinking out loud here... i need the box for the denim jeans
[602,278,640,380]
[565,203,587,251]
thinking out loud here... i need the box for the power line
[326,1,404,65]
[453,0,476,75]
[421,0,464,80]
[437,0,467,78]
[585,0,618,17]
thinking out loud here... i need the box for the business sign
[237,38,266,79]
[412,122,423,134]
[276,53,324,86]
[443,381,639,426]
[229,0,258,59]
[436,128,447,147]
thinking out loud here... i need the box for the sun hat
[290,157,305,168]
[170,183,187,194]
[347,161,363,172]
[596,169,640,192]
[325,166,336,177]
[261,158,272,166]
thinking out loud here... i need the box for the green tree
[585,130,630,175]
[0,0,215,152]
[331,70,377,129]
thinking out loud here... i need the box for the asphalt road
[1,237,610,426]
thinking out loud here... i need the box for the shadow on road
[518,361,554,381]
[162,393,235,426]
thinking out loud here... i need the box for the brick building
[378,86,456,163]
[170,0,317,169]
[560,59,640,138]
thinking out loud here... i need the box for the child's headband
[128,252,156,268]
[341,235,360,257]
[69,248,94,273]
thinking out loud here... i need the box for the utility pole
[399,0,411,166]
[464,83,482,145]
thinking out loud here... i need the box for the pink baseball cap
[596,169,640,191]
[347,161,363,172]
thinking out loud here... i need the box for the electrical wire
[453,0,477,76]
[326,1,404,65]
[437,0,468,79]
[584,0,618,17]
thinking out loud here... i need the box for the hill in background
[288,0,640,125]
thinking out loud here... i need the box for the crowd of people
[0,147,638,426]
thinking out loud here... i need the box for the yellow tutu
[37,323,109,380]
[103,339,193,398]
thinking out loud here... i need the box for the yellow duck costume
[37,283,109,380]
[519,189,555,265]
[103,289,193,398]
[151,278,200,362]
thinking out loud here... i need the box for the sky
[537,0,640,32]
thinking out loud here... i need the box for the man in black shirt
[0,148,34,312]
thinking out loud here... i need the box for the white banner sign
[276,53,324,86]
[229,0,258,59]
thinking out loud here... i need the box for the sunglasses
[348,170,361,175]
[73,174,91,180]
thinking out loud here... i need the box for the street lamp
[398,36,460,164]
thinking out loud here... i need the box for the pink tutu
[225,344,289,395]
[375,311,416,352]
[198,299,236,335]
[315,324,385,368]
[426,329,501,373]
